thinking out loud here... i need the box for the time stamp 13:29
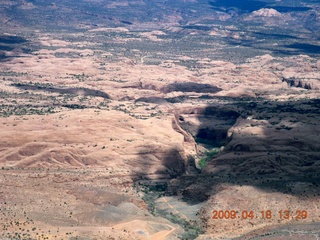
[212,210,308,220]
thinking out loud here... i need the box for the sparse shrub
[198,149,219,169]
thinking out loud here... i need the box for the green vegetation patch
[198,149,219,169]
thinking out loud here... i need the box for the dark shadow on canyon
[176,96,320,203]
[12,82,110,99]
[0,36,27,45]
[132,96,320,204]
[284,43,320,54]
[131,147,186,182]
[0,35,30,62]
[161,82,222,94]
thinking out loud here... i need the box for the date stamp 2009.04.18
[212,210,308,221]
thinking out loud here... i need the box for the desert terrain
[0,0,320,239]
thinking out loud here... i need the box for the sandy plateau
[0,6,320,238]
